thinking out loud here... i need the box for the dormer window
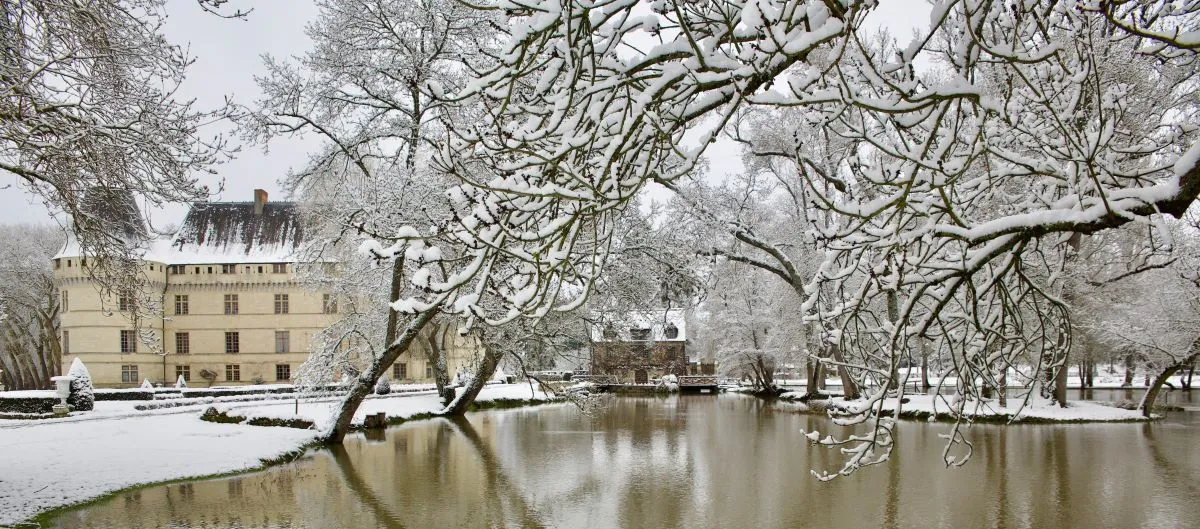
[664,324,679,339]
[602,325,617,340]
[631,328,651,341]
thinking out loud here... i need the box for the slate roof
[161,201,304,262]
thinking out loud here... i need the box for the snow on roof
[149,201,304,264]
[590,309,688,342]
[56,197,307,265]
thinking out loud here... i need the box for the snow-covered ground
[776,366,1192,390]
[0,383,554,527]
[219,382,558,431]
[782,392,1149,422]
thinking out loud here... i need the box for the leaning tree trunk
[323,310,437,444]
[420,323,451,396]
[1140,365,1183,418]
[444,344,504,415]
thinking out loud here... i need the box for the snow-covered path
[0,384,554,526]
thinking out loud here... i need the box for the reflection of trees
[444,416,546,528]
[330,445,408,529]
[1140,422,1200,500]
[329,418,546,528]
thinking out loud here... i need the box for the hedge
[93,390,155,401]
[0,395,62,414]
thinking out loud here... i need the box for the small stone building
[590,310,688,384]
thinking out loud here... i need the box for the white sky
[0,0,931,229]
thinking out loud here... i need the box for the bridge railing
[573,375,618,385]
[678,375,718,386]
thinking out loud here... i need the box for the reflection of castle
[589,310,696,383]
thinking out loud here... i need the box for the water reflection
[49,396,1200,529]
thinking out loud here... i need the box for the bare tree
[422,0,1200,479]
[0,224,64,390]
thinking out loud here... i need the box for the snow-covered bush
[66,358,94,411]
[374,376,390,395]
[140,379,153,389]
[175,375,187,388]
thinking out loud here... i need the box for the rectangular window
[224,294,238,315]
[323,294,337,314]
[121,364,138,383]
[275,330,290,353]
[225,331,239,354]
[393,362,407,380]
[207,266,213,274]
[175,332,190,355]
[275,364,291,381]
[274,294,289,314]
[175,365,190,382]
[62,330,69,355]
[193,267,200,274]
[118,292,134,312]
[425,364,433,379]
[258,265,264,273]
[54,259,60,269]
[225,364,240,382]
[272,263,287,274]
[61,290,68,312]
[120,330,137,353]
[174,294,189,315]
[222,264,236,274]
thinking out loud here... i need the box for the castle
[54,189,477,388]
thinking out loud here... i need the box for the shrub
[374,376,391,395]
[199,407,245,424]
[92,390,154,401]
[0,394,59,414]
[66,358,94,411]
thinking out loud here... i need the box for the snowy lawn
[220,382,557,431]
[0,384,556,526]
[783,392,1149,423]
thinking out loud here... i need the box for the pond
[48,393,1200,529]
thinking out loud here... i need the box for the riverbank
[0,383,557,527]
[780,392,1152,423]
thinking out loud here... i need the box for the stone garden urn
[51,375,74,416]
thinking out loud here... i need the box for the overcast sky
[0,0,931,230]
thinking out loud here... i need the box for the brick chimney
[253,189,268,215]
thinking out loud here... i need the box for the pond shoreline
[771,392,1162,424]
[21,396,562,528]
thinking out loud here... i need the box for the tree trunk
[1139,364,1185,418]
[1185,363,1194,390]
[323,310,437,444]
[998,366,1008,407]
[885,290,900,392]
[920,339,931,391]
[444,343,503,415]
[383,259,405,345]
[830,344,859,399]
[1054,358,1069,407]
[806,357,823,397]
[1123,354,1136,387]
